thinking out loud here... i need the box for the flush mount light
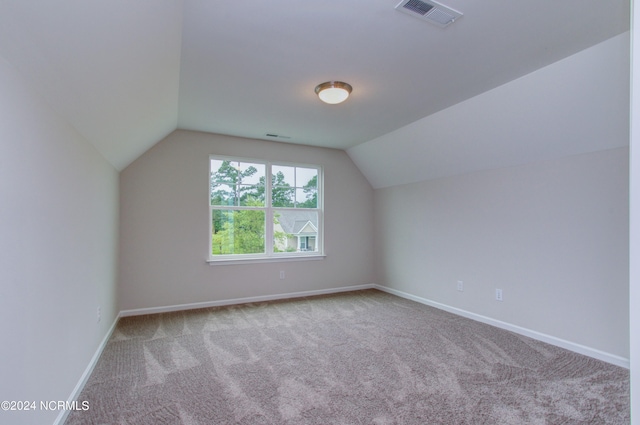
[314,81,352,104]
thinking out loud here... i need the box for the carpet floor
[65,289,629,424]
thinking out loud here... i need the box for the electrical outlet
[495,289,503,301]
[279,271,285,280]
[97,307,101,323]
[457,281,463,292]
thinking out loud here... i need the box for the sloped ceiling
[0,0,183,170]
[0,0,630,171]
[349,33,630,188]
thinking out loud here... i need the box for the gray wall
[352,31,631,363]
[374,147,629,358]
[118,130,375,311]
[630,3,639,420]
[0,56,119,425]
[349,33,629,189]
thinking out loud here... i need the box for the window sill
[207,254,326,266]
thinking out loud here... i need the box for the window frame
[208,155,324,264]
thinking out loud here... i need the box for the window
[209,156,323,262]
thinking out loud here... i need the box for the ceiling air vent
[265,133,291,140]
[395,0,462,27]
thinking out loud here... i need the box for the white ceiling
[0,0,630,171]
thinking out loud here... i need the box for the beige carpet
[65,289,629,424]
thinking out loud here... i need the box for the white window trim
[208,155,324,264]
[207,254,326,266]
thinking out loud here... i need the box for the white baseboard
[373,285,630,369]
[53,316,119,425]
[118,284,377,317]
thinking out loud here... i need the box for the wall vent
[395,0,462,27]
[265,133,291,140]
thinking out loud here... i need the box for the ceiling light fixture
[314,81,352,104]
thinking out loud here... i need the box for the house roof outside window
[276,210,318,235]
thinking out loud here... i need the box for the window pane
[210,157,321,261]
[211,183,266,206]
[273,210,318,253]
[272,165,295,186]
[238,163,265,185]
[210,159,227,178]
[296,188,317,208]
[211,160,265,206]
[211,184,235,206]
[297,168,317,188]
[211,209,265,255]
[271,166,294,207]
[238,183,265,206]
[272,185,294,207]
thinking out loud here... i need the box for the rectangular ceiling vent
[265,133,291,140]
[395,0,462,27]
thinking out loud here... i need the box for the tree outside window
[209,157,322,261]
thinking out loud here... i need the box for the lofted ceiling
[0,0,630,171]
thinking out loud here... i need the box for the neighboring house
[274,210,318,252]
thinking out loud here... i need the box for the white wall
[349,33,630,189]
[630,0,639,420]
[118,130,375,311]
[0,56,119,424]
[374,147,629,360]
[351,29,631,365]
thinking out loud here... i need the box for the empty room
[1,1,638,424]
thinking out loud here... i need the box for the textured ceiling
[0,0,630,170]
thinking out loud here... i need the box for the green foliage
[251,171,295,207]
[273,211,294,252]
[210,161,319,255]
[272,230,289,253]
[211,161,265,243]
[271,171,295,207]
[297,174,318,208]
[210,161,264,206]
[211,198,265,255]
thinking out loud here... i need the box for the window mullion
[265,163,274,256]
